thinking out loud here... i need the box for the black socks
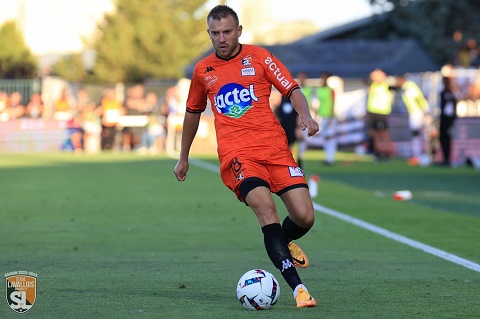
[282,216,311,243]
[262,223,302,290]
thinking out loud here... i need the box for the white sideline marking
[313,203,480,273]
[184,157,480,273]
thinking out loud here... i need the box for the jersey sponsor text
[213,83,258,118]
[264,56,293,90]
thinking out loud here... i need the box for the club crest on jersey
[241,55,252,66]
[213,83,258,119]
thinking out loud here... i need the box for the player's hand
[174,159,189,182]
[300,117,319,137]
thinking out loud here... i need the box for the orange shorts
[219,148,307,202]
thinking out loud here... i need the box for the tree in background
[91,0,209,83]
[51,53,88,83]
[0,21,38,79]
[363,0,480,65]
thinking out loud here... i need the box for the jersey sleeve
[186,64,207,113]
[257,48,299,99]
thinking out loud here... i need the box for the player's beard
[215,42,239,59]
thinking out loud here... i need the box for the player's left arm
[259,49,318,136]
[290,88,319,137]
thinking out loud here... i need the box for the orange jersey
[186,44,300,160]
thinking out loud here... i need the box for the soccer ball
[236,269,280,310]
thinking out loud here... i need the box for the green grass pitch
[0,152,479,318]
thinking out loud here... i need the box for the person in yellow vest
[397,75,430,165]
[315,72,336,165]
[54,88,72,121]
[296,72,314,169]
[99,88,124,150]
[366,69,394,161]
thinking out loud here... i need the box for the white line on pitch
[185,157,480,273]
[313,202,480,273]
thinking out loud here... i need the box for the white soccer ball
[236,269,280,310]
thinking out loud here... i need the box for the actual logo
[5,271,37,314]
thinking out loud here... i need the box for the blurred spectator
[439,76,458,166]
[123,84,145,151]
[139,92,165,154]
[366,69,394,161]
[315,72,337,165]
[77,89,101,153]
[99,88,124,151]
[397,75,430,164]
[55,88,84,153]
[8,91,25,119]
[76,88,91,109]
[0,91,9,121]
[25,92,44,118]
[82,102,102,153]
[64,112,84,153]
[458,38,479,68]
[54,88,73,121]
[158,100,170,151]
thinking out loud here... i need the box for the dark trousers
[439,117,455,164]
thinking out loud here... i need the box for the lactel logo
[213,83,258,119]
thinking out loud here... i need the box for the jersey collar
[216,44,242,61]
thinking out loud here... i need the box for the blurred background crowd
[0,0,479,167]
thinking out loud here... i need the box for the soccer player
[174,5,318,308]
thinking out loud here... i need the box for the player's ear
[238,25,243,37]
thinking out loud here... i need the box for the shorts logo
[241,55,252,66]
[232,157,244,181]
[288,166,304,177]
[5,271,37,314]
[241,67,255,76]
[237,172,245,181]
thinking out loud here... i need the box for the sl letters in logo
[5,271,37,314]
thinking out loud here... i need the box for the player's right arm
[174,111,201,182]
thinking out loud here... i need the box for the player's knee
[300,213,315,229]
[292,209,315,229]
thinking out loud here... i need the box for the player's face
[207,15,242,59]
